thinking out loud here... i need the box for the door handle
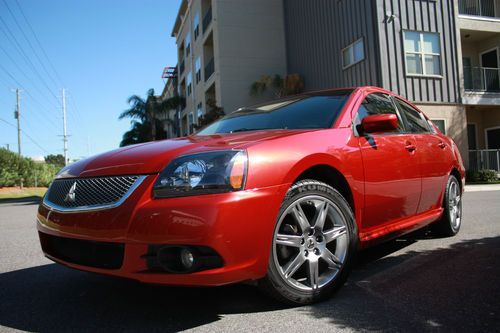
[405,142,417,152]
[438,141,446,149]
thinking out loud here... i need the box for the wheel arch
[292,164,355,213]
[281,153,357,213]
[450,167,463,192]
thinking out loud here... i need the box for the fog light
[180,248,194,269]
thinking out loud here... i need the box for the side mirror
[361,114,398,134]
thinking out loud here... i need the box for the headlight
[153,150,248,198]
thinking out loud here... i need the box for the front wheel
[260,180,358,305]
[433,175,462,237]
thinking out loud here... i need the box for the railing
[459,0,498,18]
[179,60,185,75]
[463,66,500,92]
[202,6,212,33]
[469,149,500,173]
[204,58,214,81]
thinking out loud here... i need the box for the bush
[466,169,499,183]
[0,148,60,187]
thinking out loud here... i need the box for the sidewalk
[465,184,500,192]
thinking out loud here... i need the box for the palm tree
[119,89,185,146]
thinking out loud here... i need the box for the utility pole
[62,88,68,166]
[15,89,21,156]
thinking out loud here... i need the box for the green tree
[44,154,65,168]
[0,148,59,187]
[194,99,225,131]
[119,89,185,146]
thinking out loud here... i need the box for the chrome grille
[44,175,145,212]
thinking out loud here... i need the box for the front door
[354,93,421,230]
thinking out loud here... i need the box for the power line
[0,13,61,106]
[0,25,59,111]
[0,117,50,154]
[0,63,60,130]
[4,0,87,151]
[0,43,58,110]
[0,0,60,90]
[13,0,65,87]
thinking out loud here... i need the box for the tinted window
[353,93,404,134]
[198,91,352,135]
[395,99,430,133]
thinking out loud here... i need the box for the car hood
[57,129,313,178]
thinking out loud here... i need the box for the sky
[0,0,181,160]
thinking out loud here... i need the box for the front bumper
[37,175,289,286]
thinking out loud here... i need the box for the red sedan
[37,86,465,304]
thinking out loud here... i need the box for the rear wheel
[433,175,462,237]
[260,180,357,305]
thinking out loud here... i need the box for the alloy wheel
[448,180,462,231]
[272,195,349,291]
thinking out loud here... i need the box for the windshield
[197,90,353,135]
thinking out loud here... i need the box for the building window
[197,102,203,120]
[186,72,192,96]
[468,124,477,150]
[185,32,191,56]
[404,31,441,76]
[431,119,446,134]
[342,38,364,69]
[194,12,200,40]
[188,112,194,134]
[195,57,201,84]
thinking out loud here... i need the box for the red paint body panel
[37,86,465,286]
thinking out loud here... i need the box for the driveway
[0,190,499,332]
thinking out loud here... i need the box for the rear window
[197,90,352,135]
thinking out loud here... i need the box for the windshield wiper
[229,127,284,133]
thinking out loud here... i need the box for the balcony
[464,66,500,92]
[469,150,500,173]
[459,0,498,18]
[202,6,212,33]
[204,58,214,82]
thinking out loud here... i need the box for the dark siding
[283,0,380,91]
[376,0,460,103]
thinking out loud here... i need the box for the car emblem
[64,182,77,203]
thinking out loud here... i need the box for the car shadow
[307,235,500,332]
[0,196,41,205]
[0,235,499,332]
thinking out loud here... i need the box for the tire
[433,175,462,237]
[259,179,358,305]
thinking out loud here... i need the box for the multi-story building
[457,0,500,169]
[171,0,287,136]
[157,67,179,138]
[168,0,500,169]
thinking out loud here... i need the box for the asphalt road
[0,190,499,333]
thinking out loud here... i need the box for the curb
[465,184,500,192]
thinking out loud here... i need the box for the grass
[0,187,47,202]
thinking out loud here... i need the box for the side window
[353,93,404,135]
[394,99,431,133]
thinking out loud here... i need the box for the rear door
[393,98,450,213]
[355,93,421,230]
